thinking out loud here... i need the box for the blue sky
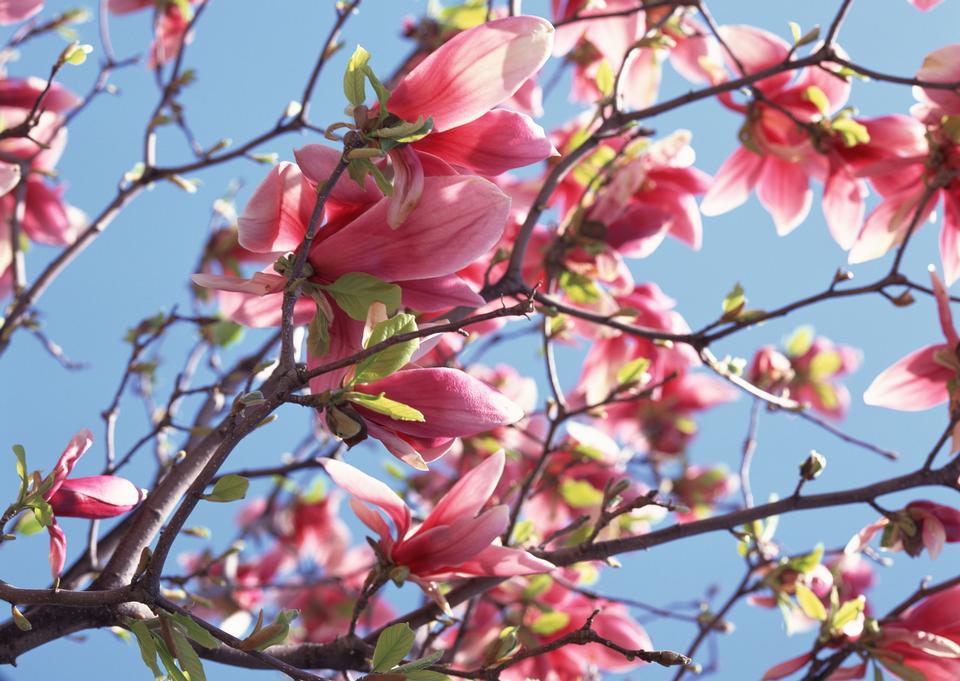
[2,1,960,680]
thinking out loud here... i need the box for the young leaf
[307,303,331,358]
[168,621,206,681]
[372,622,415,672]
[155,637,189,681]
[345,391,425,422]
[127,619,164,681]
[617,357,651,387]
[530,611,570,635]
[394,650,444,673]
[12,444,27,502]
[362,64,391,124]
[11,605,31,631]
[353,313,418,384]
[595,59,615,98]
[323,272,402,322]
[344,45,370,107]
[721,283,746,320]
[559,479,604,508]
[238,609,299,651]
[202,475,249,503]
[27,497,54,528]
[166,612,220,649]
[794,583,827,621]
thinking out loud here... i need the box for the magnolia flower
[846,500,960,560]
[42,430,143,578]
[324,451,554,611]
[864,267,960,449]
[0,0,43,24]
[109,0,204,69]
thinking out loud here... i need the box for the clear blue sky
[2,1,959,680]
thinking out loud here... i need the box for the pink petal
[762,652,813,681]
[757,157,812,235]
[307,307,365,392]
[108,0,153,13]
[863,344,954,411]
[940,190,960,286]
[348,498,394,549]
[717,25,792,93]
[19,179,72,246]
[389,16,554,132]
[455,543,555,576]
[237,162,311,254]
[191,271,286,296]
[216,289,314,328]
[362,420,453,470]
[605,203,672,258]
[48,476,143,518]
[310,176,509,282]
[387,145,424,228]
[412,109,556,176]
[930,265,959,347]
[0,0,43,24]
[356,367,524,439]
[917,45,960,114]
[584,607,654,671]
[502,76,543,118]
[922,515,947,559]
[420,451,504,532]
[651,186,703,250]
[848,189,938,264]
[827,663,867,680]
[44,429,94,500]
[324,459,411,539]
[397,506,510,572]
[47,521,66,579]
[909,0,945,9]
[0,77,79,112]
[397,275,484,311]
[822,164,866,250]
[700,147,765,216]
[294,144,381,205]
[0,162,20,198]
[909,500,960,542]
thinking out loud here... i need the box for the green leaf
[394,650,444,673]
[166,612,220,649]
[530,611,570,635]
[345,391,425,422]
[323,272,402,322]
[832,116,870,147]
[202,475,249,503]
[809,350,842,379]
[155,638,189,681]
[375,115,433,143]
[438,0,487,29]
[803,85,829,116]
[831,596,865,632]
[789,23,820,48]
[371,622,415,672]
[721,283,746,319]
[511,519,535,545]
[522,575,553,599]
[11,605,31,631]
[571,145,616,186]
[208,320,244,348]
[362,64,391,124]
[785,326,814,357]
[127,620,164,681]
[26,496,54,528]
[559,479,604,508]
[795,583,827,621]
[558,270,601,304]
[307,304,331,358]
[169,621,206,681]
[617,357,650,387]
[15,511,42,536]
[787,543,823,573]
[595,59,615,98]
[353,313,418,384]
[343,45,370,107]
[12,444,27,502]
[239,609,299,651]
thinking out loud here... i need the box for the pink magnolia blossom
[41,430,143,577]
[873,584,960,681]
[324,451,554,609]
[908,0,947,12]
[846,500,960,560]
[0,0,42,24]
[338,367,525,469]
[671,464,738,521]
[864,267,960,448]
[109,0,203,69]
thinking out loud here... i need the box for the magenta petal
[420,451,504,533]
[455,542,555,577]
[701,147,765,216]
[863,344,953,411]
[294,144,381,205]
[310,176,509,282]
[397,505,510,571]
[413,109,555,176]
[48,476,143,518]
[357,367,525,439]
[757,157,812,235]
[20,179,72,246]
[362,420,453,470]
[388,16,554,132]
[939,190,960,286]
[45,429,94,499]
[324,459,411,539]
[237,162,310,254]
[0,0,43,24]
[762,652,813,681]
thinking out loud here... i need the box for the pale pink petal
[191,271,286,295]
[917,44,960,114]
[19,179,71,246]
[930,265,959,347]
[923,515,947,559]
[348,498,394,548]
[389,16,554,132]
[670,33,722,84]
[0,162,20,198]
[310,176,509,282]
[47,521,66,579]
[844,517,889,554]
[502,76,543,118]
[420,451,505,532]
[650,186,703,250]
[717,25,792,93]
[216,289,314,328]
[412,109,556,176]
[757,157,812,235]
[848,189,937,264]
[387,145,424,228]
[822,164,866,250]
[455,543,555,576]
[324,459,411,539]
[940,190,960,286]
[237,162,310,254]
[700,147,765,216]
[762,652,813,681]
[44,429,94,499]
[863,344,953,411]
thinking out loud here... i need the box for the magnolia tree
[0,0,959,680]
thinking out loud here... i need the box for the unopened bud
[799,450,826,481]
